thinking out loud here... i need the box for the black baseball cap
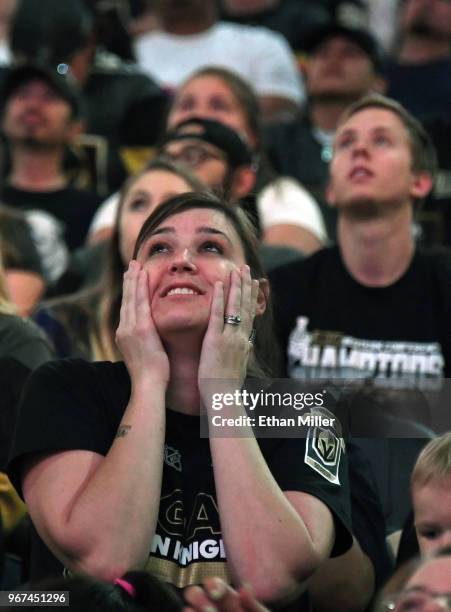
[2,63,84,119]
[303,23,385,75]
[160,118,254,169]
[10,0,94,66]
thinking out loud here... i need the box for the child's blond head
[412,433,451,489]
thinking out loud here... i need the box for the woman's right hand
[116,260,170,385]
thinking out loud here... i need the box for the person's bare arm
[6,270,45,316]
[87,226,114,246]
[22,262,169,580]
[259,96,299,123]
[210,440,335,606]
[309,536,375,612]
[23,376,166,580]
[263,224,323,256]
[199,269,335,605]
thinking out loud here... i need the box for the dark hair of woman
[4,571,181,612]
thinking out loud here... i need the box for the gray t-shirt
[0,314,53,369]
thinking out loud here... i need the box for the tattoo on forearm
[116,425,131,438]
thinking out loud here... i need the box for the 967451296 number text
[0,591,69,607]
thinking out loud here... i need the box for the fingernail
[204,606,218,612]
[242,582,253,595]
[209,582,226,600]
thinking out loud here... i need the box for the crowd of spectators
[1,1,451,611]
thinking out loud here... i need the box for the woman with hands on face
[7,193,352,609]
[33,157,206,361]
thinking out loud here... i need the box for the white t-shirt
[0,40,10,65]
[258,177,327,243]
[134,22,304,105]
[25,210,69,282]
[88,177,327,243]
[88,191,119,238]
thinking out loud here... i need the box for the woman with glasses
[89,67,328,255]
[167,67,328,254]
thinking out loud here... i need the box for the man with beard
[386,0,451,122]
[134,0,303,121]
[8,0,168,195]
[266,23,386,240]
[269,94,451,387]
[0,64,102,284]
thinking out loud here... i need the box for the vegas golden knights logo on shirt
[305,407,344,485]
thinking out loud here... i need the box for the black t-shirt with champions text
[267,246,444,585]
[269,245,451,386]
[8,359,352,610]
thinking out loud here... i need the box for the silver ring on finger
[224,314,241,325]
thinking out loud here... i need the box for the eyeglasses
[164,144,226,169]
[383,588,451,611]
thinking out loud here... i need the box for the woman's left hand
[198,265,259,402]
[184,578,270,612]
